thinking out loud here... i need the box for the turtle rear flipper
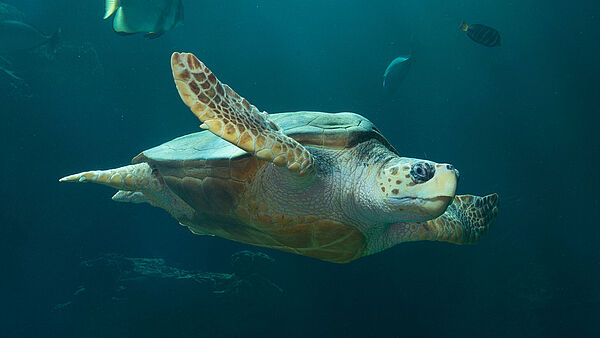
[427,193,498,244]
[171,52,314,175]
[59,163,154,191]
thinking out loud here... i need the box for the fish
[0,64,22,81]
[460,22,501,47]
[0,20,60,54]
[104,0,184,39]
[383,53,413,92]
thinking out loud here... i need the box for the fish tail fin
[104,0,120,19]
[460,21,468,31]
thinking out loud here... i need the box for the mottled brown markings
[224,124,236,136]
[173,52,313,175]
[236,131,251,148]
[390,167,398,175]
[188,81,200,94]
[186,54,196,68]
[172,53,181,63]
[179,69,191,81]
[208,73,216,84]
[405,174,410,178]
[193,72,206,82]
[395,180,402,184]
[272,143,282,155]
[255,135,266,148]
[241,99,250,110]
[381,187,386,192]
[391,189,399,195]
[216,83,225,96]
[197,93,209,104]
[205,87,216,99]
[273,154,287,166]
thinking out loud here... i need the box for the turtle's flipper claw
[59,173,92,183]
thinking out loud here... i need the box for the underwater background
[1,0,599,337]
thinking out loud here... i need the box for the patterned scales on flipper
[171,52,313,175]
[415,193,499,244]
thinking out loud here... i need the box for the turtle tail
[59,163,154,192]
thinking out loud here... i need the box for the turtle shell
[132,111,395,263]
[133,111,397,164]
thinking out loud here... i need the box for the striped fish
[104,0,184,39]
[460,22,501,47]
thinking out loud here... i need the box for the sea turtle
[60,52,498,263]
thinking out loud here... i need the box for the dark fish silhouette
[0,20,60,54]
[460,22,501,47]
[383,53,412,93]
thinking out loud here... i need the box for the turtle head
[376,157,459,222]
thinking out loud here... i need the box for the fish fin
[0,66,23,82]
[112,7,131,33]
[460,21,468,32]
[104,0,120,20]
[144,32,164,39]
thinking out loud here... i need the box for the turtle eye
[410,162,435,183]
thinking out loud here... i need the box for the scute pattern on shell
[171,52,314,175]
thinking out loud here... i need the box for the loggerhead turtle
[60,52,498,263]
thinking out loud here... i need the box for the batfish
[460,22,501,47]
[104,0,184,39]
[0,20,60,54]
[383,53,413,92]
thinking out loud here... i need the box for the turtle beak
[415,164,458,199]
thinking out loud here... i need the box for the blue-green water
[1,1,598,337]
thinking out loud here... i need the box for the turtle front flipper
[366,193,498,255]
[423,193,498,244]
[171,52,314,175]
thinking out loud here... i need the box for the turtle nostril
[446,164,454,171]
